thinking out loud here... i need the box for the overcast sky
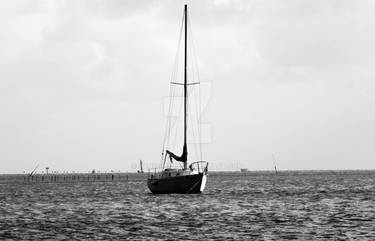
[1,0,375,173]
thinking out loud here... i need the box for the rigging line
[188,49,200,161]
[162,152,168,170]
[162,11,185,166]
[189,18,203,161]
[188,95,199,161]
[168,26,184,132]
[172,84,185,153]
[187,35,197,108]
[166,85,176,145]
[187,11,201,84]
[168,88,181,150]
[169,109,178,153]
[188,31,194,84]
[194,70,203,161]
[186,55,200,162]
[177,158,183,169]
[163,84,176,147]
[188,43,200,150]
[171,82,200,85]
[171,90,184,154]
[198,82,203,161]
[161,86,172,167]
[162,85,176,169]
[190,63,202,161]
[192,86,201,160]
[187,11,203,161]
[162,85,173,150]
[161,13,184,151]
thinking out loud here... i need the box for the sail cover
[166,144,187,164]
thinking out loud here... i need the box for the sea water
[0,171,374,240]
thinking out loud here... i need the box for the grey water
[0,171,374,240]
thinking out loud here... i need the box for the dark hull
[147,173,206,194]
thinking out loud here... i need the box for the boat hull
[147,173,206,194]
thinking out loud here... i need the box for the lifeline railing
[189,161,208,173]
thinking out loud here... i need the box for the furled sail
[166,144,187,164]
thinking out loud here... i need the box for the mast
[183,4,188,170]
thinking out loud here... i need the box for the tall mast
[183,4,188,169]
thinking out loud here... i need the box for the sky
[1,0,375,173]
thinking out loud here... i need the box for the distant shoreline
[1,169,374,176]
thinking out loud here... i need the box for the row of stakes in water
[23,173,130,183]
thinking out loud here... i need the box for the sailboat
[147,5,208,194]
[272,154,278,175]
[138,160,144,173]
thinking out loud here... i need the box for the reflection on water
[0,171,374,240]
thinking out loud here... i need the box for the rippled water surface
[1,171,375,240]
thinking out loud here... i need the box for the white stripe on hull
[200,174,207,192]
